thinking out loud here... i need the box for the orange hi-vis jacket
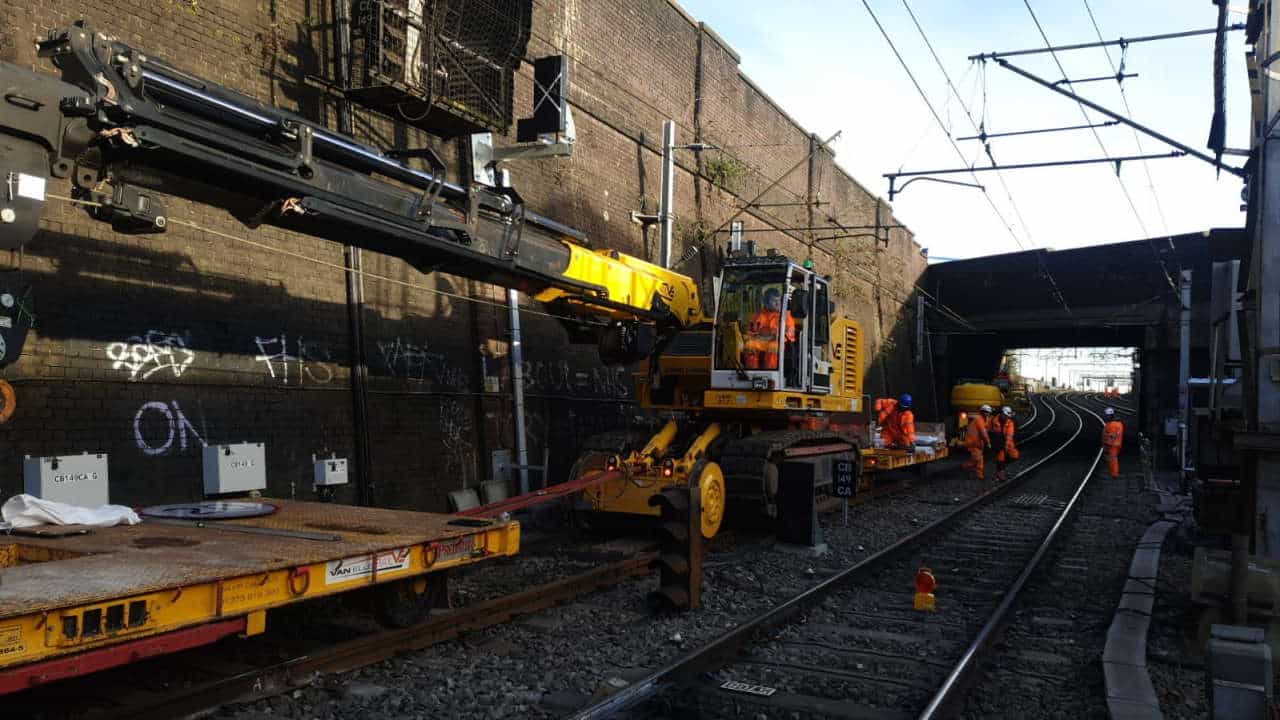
[965,414,990,449]
[883,408,916,448]
[1102,420,1124,452]
[1001,417,1016,447]
[748,308,796,343]
[875,398,898,425]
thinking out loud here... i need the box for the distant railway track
[570,394,1105,720]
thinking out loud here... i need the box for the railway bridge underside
[922,228,1249,468]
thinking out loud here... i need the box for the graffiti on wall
[522,359,631,399]
[439,397,476,487]
[253,334,335,385]
[106,330,196,382]
[133,400,207,457]
[375,336,468,388]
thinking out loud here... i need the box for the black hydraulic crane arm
[0,22,706,365]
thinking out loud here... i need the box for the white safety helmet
[1104,407,1116,417]
[1002,406,1013,417]
[980,404,993,414]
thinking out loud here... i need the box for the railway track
[8,542,659,720]
[570,393,1107,720]
[8,397,1062,719]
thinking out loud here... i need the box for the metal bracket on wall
[491,448,551,488]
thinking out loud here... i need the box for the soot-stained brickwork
[0,0,931,511]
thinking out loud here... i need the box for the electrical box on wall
[23,452,109,507]
[203,443,266,496]
[313,455,349,488]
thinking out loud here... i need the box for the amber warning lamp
[914,566,937,612]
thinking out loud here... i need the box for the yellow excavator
[0,24,902,544]
[571,250,872,539]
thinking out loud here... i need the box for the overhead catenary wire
[1020,1,1180,297]
[524,19,829,246]
[900,0,1038,250]
[1080,0,1184,282]
[860,0,1029,253]
[877,0,1070,316]
[533,0,964,329]
[1081,0,1170,235]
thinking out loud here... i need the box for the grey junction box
[203,443,266,495]
[24,452,110,507]
[313,455,348,488]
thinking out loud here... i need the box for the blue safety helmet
[899,393,913,409]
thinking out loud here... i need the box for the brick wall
[0,0,930,511]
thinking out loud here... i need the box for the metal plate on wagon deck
[720,680,778,697]
[139,501,278,520]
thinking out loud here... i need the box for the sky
[678,0,1250,261]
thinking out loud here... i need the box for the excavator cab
[711,256,832,395]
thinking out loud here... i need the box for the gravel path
[1147,530,1208,719]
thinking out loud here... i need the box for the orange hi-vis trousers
[962,447,984,479]
[1105,446,1121,477]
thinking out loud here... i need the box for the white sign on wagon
[324,547,413,586]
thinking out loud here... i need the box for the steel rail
[567,395,1090,720]
[1020,392,1059,445]
[105,551,657,720]
[917,393,1104,718]
[1020,392,1041,434]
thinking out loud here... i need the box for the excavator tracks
[716,429,858,520]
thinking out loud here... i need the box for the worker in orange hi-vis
[875,397,898,427]
[961,405,993,480]
[742,288,795,370]
[881,394,916,449]
[994,406,1020,482]
[1102,407,1124,478]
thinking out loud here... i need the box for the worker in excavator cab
[881,393,916,450]
[742,287,795,370]
[961,405,993,480]
[1102,407,1124,478]
[993,406,1019,482]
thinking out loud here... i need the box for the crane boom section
[0,23,708,354]
[534,246,706,325]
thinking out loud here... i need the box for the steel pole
[1248,0,1280,564]
[508,289,530,495]
[659,120,676,268]
[335,0,374,505]
[1179,270,1192,471]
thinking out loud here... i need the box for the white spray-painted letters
[107,330,196,381]
[133,400,206,456]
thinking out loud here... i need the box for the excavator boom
[0,22,706,365]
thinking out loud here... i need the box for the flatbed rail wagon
[0,500,518,694]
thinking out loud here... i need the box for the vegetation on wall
[704,154,750,193]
